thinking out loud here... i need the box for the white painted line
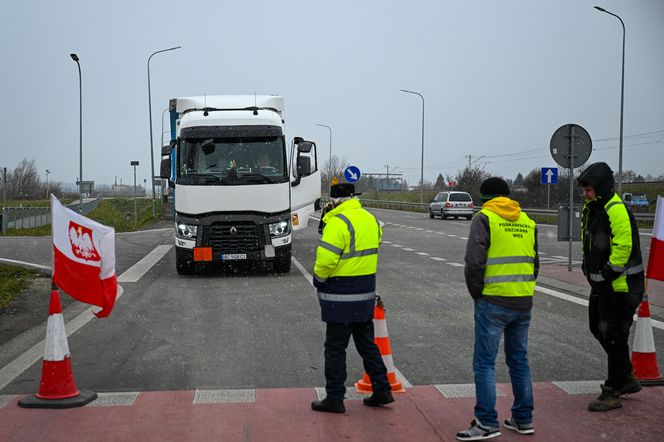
[117,245,173,283]
[459,237,468,240]
[436,232,445,235]
[382,240,392,244]
[315,387,369,401]
[539,252,547,255]
[292,256,314,287]
[392,244,404,248]
[535,285,664,331]
[448,234,457,237]
[403,248,415,252]
[447,262,464,267]
[0,285,124,392]
[435,384,505,398]
[86,392,140,407]
[310,216,320,222]
[0,395,16,409]
[0,258,51,271]
[552,381,602,395]
[430,257,447,261]
[415,252,430,256]
[552,256,569,260]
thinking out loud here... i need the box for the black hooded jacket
[577,162,644,295]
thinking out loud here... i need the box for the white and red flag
[51,196,117,318]
[647,196,664,281]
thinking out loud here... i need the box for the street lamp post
[45,169,50,198]
[70,53,83,211]
[594,6,626,196]
[148,46,181,218]
[131,161,139,227]
[400,89,425,203]
[316,123,332,163]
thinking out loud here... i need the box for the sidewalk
[1,383,663,441]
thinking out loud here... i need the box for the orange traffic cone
[355,298,406,393]
[19,288,97,408]
[631,297,664,386]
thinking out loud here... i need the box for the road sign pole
[547,184,550,210]
[568,126,575,272]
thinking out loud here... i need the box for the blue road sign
[541,167,558,185]
[344,165,362,183]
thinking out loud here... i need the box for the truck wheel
[176,252,194,275]
[429,210,434,219]
[274,257,291,274]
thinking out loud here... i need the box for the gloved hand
[601,262,623,282]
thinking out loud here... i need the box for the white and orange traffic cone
[631,295,664,386]
[355,297,406,394]
[19,287,97,408]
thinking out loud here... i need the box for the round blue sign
[344,166,361,183]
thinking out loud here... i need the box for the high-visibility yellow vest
[481,208,537,297]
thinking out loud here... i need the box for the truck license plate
[221,253,247,260]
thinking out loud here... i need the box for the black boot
[311,398,345,414]
[363,390,395,407]
[588,385,622,412]
[620,373,642,395]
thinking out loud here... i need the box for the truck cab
[161,95,321,274]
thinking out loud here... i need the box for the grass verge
[0,264,35,309]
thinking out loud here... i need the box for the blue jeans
[473,298,533,428]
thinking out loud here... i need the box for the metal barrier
[1,196,103,232]
[360,198,655,223]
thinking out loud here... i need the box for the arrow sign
[540,167,558,185]
[344,166,361,183]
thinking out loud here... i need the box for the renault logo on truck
[229,226,238,235]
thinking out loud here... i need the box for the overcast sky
[2,0,663,187]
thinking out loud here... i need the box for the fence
[1,196,103,232]
[359,198,656,223]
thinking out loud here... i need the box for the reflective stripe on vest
[481,209,536,297]
[317,292,376,302]
[589,263,644,282]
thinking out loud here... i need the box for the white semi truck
[160,95,321,274]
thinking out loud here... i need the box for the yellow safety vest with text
[481,209,537,297]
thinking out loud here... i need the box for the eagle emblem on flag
[68,221,101,262]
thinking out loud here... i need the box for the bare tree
[454,166,491,203]
[320,155,350,193]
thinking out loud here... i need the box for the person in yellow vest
[311,183,394,414]
[577,162,644,412]
[457,177,538,441]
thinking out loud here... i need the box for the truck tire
[176,250,194,275]
[274,257,291,274]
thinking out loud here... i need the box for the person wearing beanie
[577,162,645,412]
[457,177,539,441]
[310,183,394,414]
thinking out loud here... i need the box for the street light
[316,123,332,163]
[400,89,425,203]
[594,5,626,196]
[45,169,50,198]
[70,53,83,211]
[131,161,139,227]
[148,46,181,218]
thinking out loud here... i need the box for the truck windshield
[178,136,287,185]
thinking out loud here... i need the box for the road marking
[447,262,464,267]
[194,389,255,404]
[403,248,415,252]
[448,234,457,237]
[430,257,447,261]
[415,252,430,256]
[435,384,506,398]
[0,258,51,271]
[87,392,140,407]
[117,245,173,283]
[0,285,124,392]
[392,244,404,248]
[459,237,468,240]
[291,256,413,389]
[552,381,602,395]
[382,240,392,244]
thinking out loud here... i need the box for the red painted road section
[2,383,663,441]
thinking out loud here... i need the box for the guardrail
[360,198,655,222]
[1,196,103,232]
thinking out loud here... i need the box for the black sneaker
[620,374,642,395]
[311,398,345,414]
[363,390,395,407]
[456,420,501,441]
[503,417,534,435]
[587,384,622,412]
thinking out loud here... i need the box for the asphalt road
[1,208,662,395]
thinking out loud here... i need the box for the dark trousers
[588,291,642,389]
[324,321,390,400]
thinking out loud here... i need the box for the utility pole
[45,169,50,198]
[131,161,139,227]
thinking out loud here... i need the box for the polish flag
[647,196,664,281]
[51,196,117,318]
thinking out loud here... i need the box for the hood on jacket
[482,196,521,222]
[577,162,615,200]
[322,198,361,223]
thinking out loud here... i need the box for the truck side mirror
[297,141,313,153]
[160,157,171,179]
[297,156,311,177]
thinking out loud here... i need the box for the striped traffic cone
[355,297,406,393]
[631,297,664,386]
[18,287,97,408]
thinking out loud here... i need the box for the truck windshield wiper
[238,173,274,184]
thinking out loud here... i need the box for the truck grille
[208,222,261,253]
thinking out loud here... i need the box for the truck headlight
[269,220,290,237]
[176,222,198,239]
